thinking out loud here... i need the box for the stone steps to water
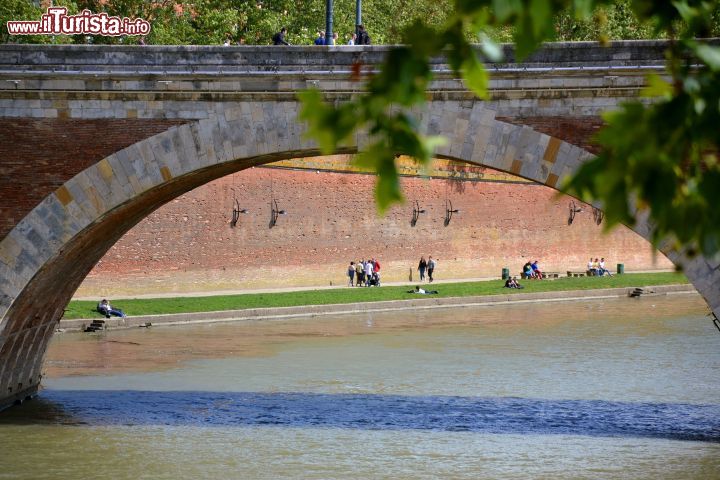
[629,287,658,298]
[84,319,106,332]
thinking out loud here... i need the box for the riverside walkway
[71,269,677,301]
[62,274,694,332]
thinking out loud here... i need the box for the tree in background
[2,0,457,45]
[1,0,79,44]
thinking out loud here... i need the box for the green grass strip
[64,272,688,320]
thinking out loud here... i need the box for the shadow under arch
[0,99,717,409]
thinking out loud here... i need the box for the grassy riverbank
[63,272,689,320]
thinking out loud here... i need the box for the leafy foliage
[3,0,687,45]
[3,0,458,45]
[1,0,78,44]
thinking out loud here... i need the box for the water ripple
[2,390,720,443]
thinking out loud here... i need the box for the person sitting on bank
[409,285,438,294]
[97,299,126,318]
[531,260,543,280]
[599,257,612,276]
[587,258,598,276]
[504,277,524,289]
[522,261,534,279]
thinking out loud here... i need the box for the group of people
[273,25,371,46]
[417,256,438,282]
[348,258,381,287]
[588,257,612,276]
[521,260,543,280]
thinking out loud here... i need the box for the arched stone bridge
[0,42,717,409]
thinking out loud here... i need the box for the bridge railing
[0,40,680,74]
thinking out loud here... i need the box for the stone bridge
[0,41,717,409]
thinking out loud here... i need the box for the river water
[1,294,719,479]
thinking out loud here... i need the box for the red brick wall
[0,119,186,238]
[77,166,672,296]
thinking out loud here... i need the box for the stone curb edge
[58,283,698,332]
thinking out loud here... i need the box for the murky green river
[1,294,719,479]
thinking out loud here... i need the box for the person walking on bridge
[272,27,290,45]
[356,25,371,45]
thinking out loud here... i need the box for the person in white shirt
[364,259,374,286]
[599,257,612,276]
[587,258,597,276]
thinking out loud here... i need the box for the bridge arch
[0,98,717,408]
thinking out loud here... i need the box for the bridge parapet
[0,41,672,72]
[0,41,675,121]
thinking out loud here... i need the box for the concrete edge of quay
[58,283,699,332]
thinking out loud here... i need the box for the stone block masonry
[0,118,187,239]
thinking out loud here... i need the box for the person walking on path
[314,31,326,45]
[355,260,365,286]
[418,256,427,281]
[272,27,290,45]
[364,259,374,286]
[427,256,437,282]
[347,261,355,286]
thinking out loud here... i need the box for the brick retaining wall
[76,165,673,296]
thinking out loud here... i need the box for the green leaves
[693,43,720,71]
[461,53,491,98]
[642,73,673,98]
[492,0,522,22]
[298,89,359,155]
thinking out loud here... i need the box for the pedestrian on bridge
[356,25,371,45]
[272,28,290,45]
